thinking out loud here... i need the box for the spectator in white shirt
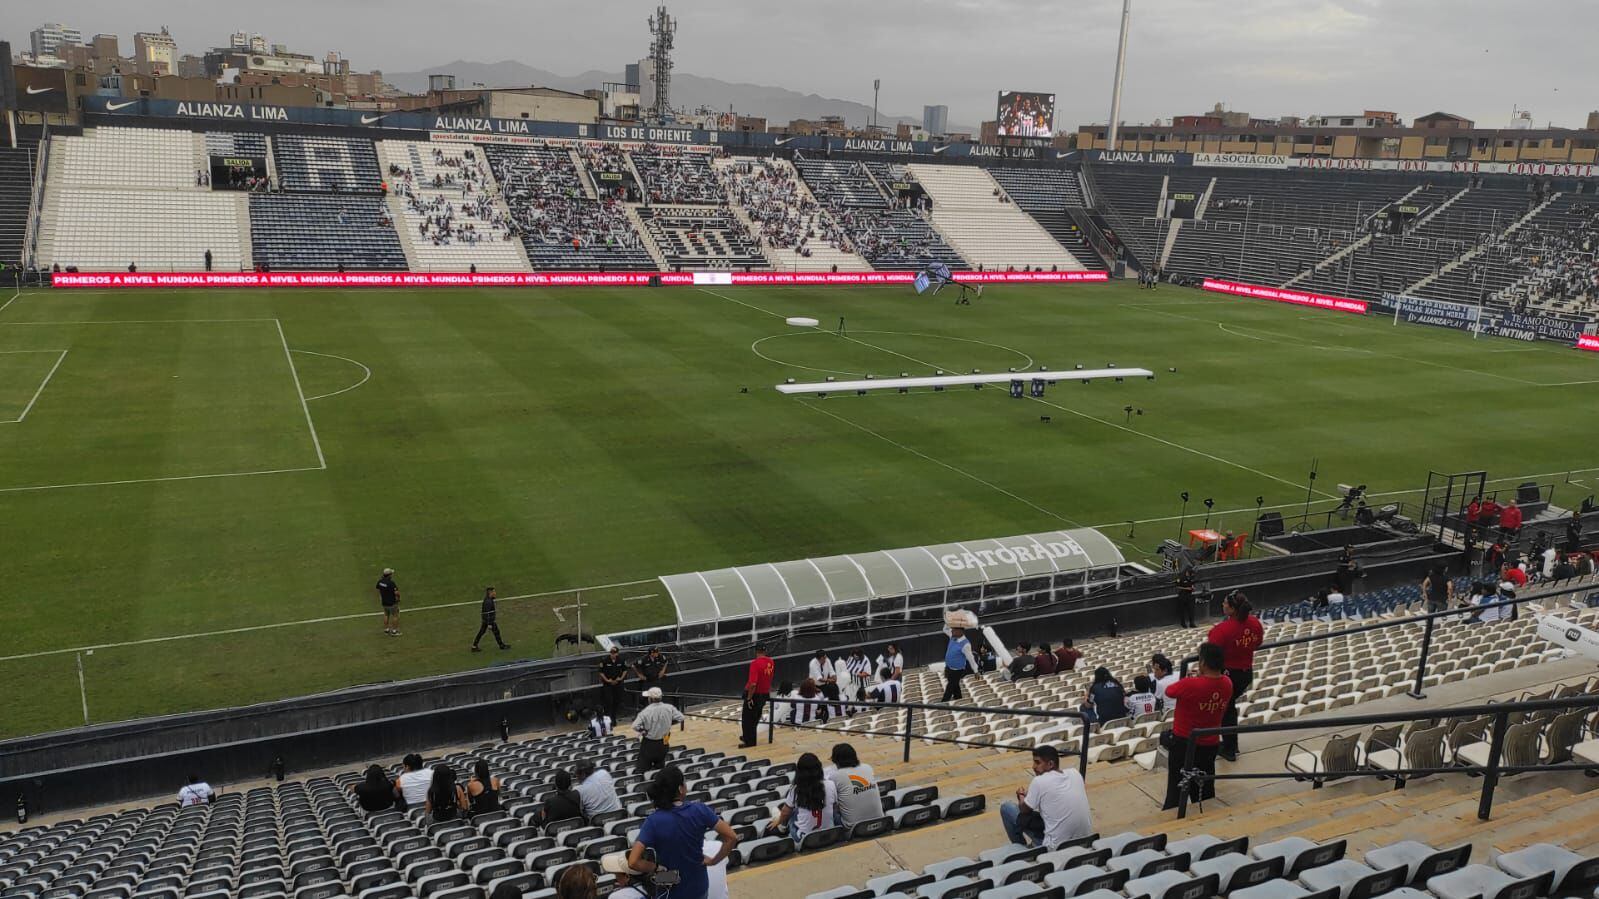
[766,752,837,844]
[876,644,905,683]
[396,754,433,810]
[1149,654,1179,710]
[999,745,1092,849]
[810,650,844,717]
[1125,675,1159,717]
[866,668,902,704]
[177,774,214,807]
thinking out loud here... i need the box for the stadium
[4,4,1599,899]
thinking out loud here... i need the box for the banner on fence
[1382,292,1480,332]
[49,270,1111,290]
[1201,278,1368,314]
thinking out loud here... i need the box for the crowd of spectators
[720,160,850,256]
[487,145,645,254]
[769,644,906,725]
[386,148,515,247]
[1491,203,1599,312]
[632,145,725,206]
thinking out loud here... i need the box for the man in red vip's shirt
[741,645,776,748]
[1501,562,1528,589]
[1206,592,1263,762]
[1161,641,1233,810]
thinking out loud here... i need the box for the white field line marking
[1138,303,1594,387]
[800,399,1087,529]
[2,318,279,324]
[623,593,658,602]
[750,332,862,377]
[7,350,67,422]
[0,465,326,495]
[697,287,785,319]
[0,292,20,315]
[0,577,657,663]
[276,320,327,470]
[1022,391,1342,499]
[293,350,372,401]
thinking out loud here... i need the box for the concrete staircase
[624,204,670,271]
[1283,184,1432,287]
[907,163,1084,270]
[1405,192,1562,296]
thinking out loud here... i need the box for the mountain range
[385,60,977,134]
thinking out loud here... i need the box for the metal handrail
[1176,691,1599,821]
[22,122,50,271]
[1179,573,1599,701]
[668,688,1095,779]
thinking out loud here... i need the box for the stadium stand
[630,146,724,206]
[482,143,656,271]
[203,131,270,159]
[717,157,873,271]
[248,194,407,271]
[272,135,383,194]
[905,164,1084,271]
[377,141,528,272]
[635,206,765,271]
[0,146,34,267]
[792,160,964,270]
[1298,186,1534,302]
[1080,166,1172,269]
[1164,173,1418,286]
[1424,194,1599,317]
[0,731,976,899]
[987,168,1106,270]
[35,127,247,271]
[52,127,204,192]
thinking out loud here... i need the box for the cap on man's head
[600,852,639,875]
[382,568,394,575]
[644,687,663,701]
[609,646,620,653]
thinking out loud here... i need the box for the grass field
[1,280,1596,738]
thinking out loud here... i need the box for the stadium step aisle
[0,148,35,267]
[905,164,1084,271]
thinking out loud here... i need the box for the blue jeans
[1000,800,1044,846]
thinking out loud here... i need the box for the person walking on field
[376,567,401,636]
[472,586,510,652]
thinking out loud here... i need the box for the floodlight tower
[647,5,676,124]
[1106,0,1132,150]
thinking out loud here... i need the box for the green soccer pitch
[0,280,1594,737]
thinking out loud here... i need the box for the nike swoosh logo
[360,114,386,125]
[932,145,947,154]
[105,100,137,111]
[26,86,55,95]
[774,137,793,146]
[1056,151,1070,160]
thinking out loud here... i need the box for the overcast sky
[4,0,1595,130]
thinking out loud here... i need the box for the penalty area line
[0,577,658,663]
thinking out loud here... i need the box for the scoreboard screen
[997,91,1055,138]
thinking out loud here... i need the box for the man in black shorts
[376,568,400,636]
[471,586,510,652]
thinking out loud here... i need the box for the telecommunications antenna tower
[648,5,676,124]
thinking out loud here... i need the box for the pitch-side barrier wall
[0,540,1443,813]
[48,271,1111,289]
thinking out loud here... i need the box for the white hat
[600,852,638,875]
[644,687,663,700]
[382,567,394,575]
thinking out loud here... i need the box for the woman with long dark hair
[425,764,467,822]
[626,766,739,899]
[1207,591,1264,761]
[1082,667,1128,726]
[348,764,395,813]
[767,752,837,843]
[467,760,501,815]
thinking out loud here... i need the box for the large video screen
[997,91,1055,138]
